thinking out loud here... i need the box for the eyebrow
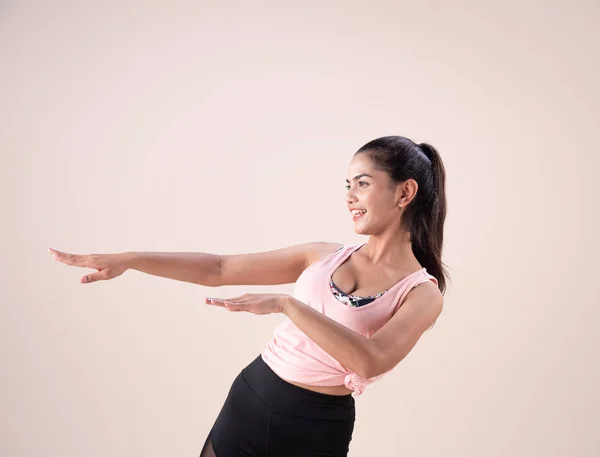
[345,173,373,183]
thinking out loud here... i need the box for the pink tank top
[261,242,438,396]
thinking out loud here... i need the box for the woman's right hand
[49,248,133,284]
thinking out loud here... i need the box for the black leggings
[199,354,356,457]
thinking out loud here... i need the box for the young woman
[49,135,448,457]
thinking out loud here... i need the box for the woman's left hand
[205,293,288,315]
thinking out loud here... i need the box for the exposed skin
[207,152,443,395]
[49,151,443,397]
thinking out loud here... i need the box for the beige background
[2,1,599,456]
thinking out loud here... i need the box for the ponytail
[412,142,449,294]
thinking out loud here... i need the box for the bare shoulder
[305,241,345,267]
[405,279,444,313]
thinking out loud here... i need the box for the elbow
[361,343,406,379]
[361,357,398,379]
[361,360,385,380]
[360,346,386,379]
[360,361,382,380]
[207,256,224,287]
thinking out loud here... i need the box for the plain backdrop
[1,1,599,456]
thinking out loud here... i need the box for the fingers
[206,297,233,305]
[205,297,245,311]
[206,294,248,305]
[206,298,223,306]
[223,303,242,312]
[219,293,248,302]
[81,270,108,284]
[49,248,88,267]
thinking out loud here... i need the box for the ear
[397,179,419,208]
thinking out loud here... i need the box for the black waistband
[240,355,355,418]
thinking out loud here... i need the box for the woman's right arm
[127,251,222,286]
[49,242,342,286]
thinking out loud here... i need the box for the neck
[360,232,419,268]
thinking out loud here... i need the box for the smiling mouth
[351,209,366,220]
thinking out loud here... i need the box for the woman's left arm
[281,281,443,378]
[207,281,443,378]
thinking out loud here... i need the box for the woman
[49,135,448,457]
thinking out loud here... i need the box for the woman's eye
[345,182,368,190]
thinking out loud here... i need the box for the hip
[208,354,356,457]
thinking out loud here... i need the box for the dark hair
[355,136,449,294]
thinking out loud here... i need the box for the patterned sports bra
[328,245,389,308]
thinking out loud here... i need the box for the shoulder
[413,278,443,302]
[305,242,345,266]
[402,278,444,318]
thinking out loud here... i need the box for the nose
[346,188,357,205]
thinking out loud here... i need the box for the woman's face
[345,152,404,235]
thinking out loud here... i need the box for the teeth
[352,210,366,216]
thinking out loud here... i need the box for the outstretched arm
[208,281,443,379]
[49,248,222,286]
[49,241,341,286]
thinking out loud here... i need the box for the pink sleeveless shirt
[261,242,438,396]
